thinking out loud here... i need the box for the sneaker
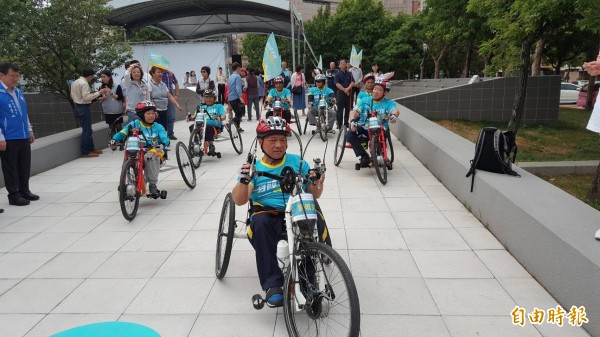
[360,155,371,167]
[148,183,159,198]
[266,287,283,308]
[238,128,245,132]
[82,152,99,158]
[168,135,177,140]
[329,129,336,134]
[208,144,216,155]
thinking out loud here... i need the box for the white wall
[114,41,228,87]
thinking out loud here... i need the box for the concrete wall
[25,89,200,138]
[393,76,561,124]
[390,104,600,337]
[0,89,200,188]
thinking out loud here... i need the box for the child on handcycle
[347,78,399,167]
[231,116,330,308]
[187,88,226,155]
[110,100,170,198]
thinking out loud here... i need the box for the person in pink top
[290,65,307,116]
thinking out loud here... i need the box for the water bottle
[276,240,289,269]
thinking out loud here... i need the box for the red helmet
[273,76,284,84]
[363,72,376,83]
[374,77,391,91]
[135,100,156,114]
[256,116,291,138]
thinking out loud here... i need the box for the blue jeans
[166,101,176,137]
[75,105,95,155]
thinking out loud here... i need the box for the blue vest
[0,86,30,140]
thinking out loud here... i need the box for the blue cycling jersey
[354,96,398,129]
[308,87,335,107]
[249,154,309,210]
[357,90,372,105]
[267,88,292,110]
[196,103,226,128]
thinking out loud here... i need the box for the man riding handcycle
[305,74,337,139]
[216,116,359,336]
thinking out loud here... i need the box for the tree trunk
[587,76,596,110]
[587,161,600,202]
[531,39,544,76]
[507,37,535,135]
[430,45,448,79]
[461,44,473,78]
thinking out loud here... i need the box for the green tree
[128,26,172,42]
[468,0,576,134]
[373,15,422,78]
[0,0,132,108]
[305,0,394,68]
[241,34,292,71]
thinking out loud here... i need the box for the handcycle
[265,98,302,135]
[333,111,395,185]
[187,106,243,169]
[303,94,336,142]
[116,128,196,221]
[106,115,125,151]
[264,99,303,146]
[215,138,360,337]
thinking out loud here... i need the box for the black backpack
[466,127,520,192]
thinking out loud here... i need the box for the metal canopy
[107,0,292,40]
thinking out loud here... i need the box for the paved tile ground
[0,117,591,337]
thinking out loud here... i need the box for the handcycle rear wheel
[188,127,204,169]
[228,121,244,154]
[318,112,327,142]
[283,242,360,337]
[106,115,124,149]
[371,133,387,185]
[215,192,235,279]
[175,141,197,189]
[385,130,395,165]
[118,159,140,221]
[334,127,347,166]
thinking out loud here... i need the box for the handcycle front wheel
[283,242,361,337]
[189,127,204,169]
[371,133,387,185]
[228,121,244,154]
[293,109,302,135]
[175,141,197,189]
[215,192,235,279]
[334,127,347,166]
[318,112,327,142]
[118,159,140,221]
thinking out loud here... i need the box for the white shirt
[586,95,600,133]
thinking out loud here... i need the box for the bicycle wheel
[283,242,360,337]
[228,122,244,154]
[188,127,204,169]
[176,141,197,189]
[370,134,387,185]
[318,112,327,142]
[118,159,140,221]
[333,127,347,166]
[293,109,302,135]
[385,130,395,164]
[215,192,236,279]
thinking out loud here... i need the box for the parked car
[577,80,589,87]
[560,82,581,104]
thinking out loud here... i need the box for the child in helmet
[347,78,399,167]
[307,74,336,132]
[187,88,227,155]
[264,76,292,123]
[111,100,170,198]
